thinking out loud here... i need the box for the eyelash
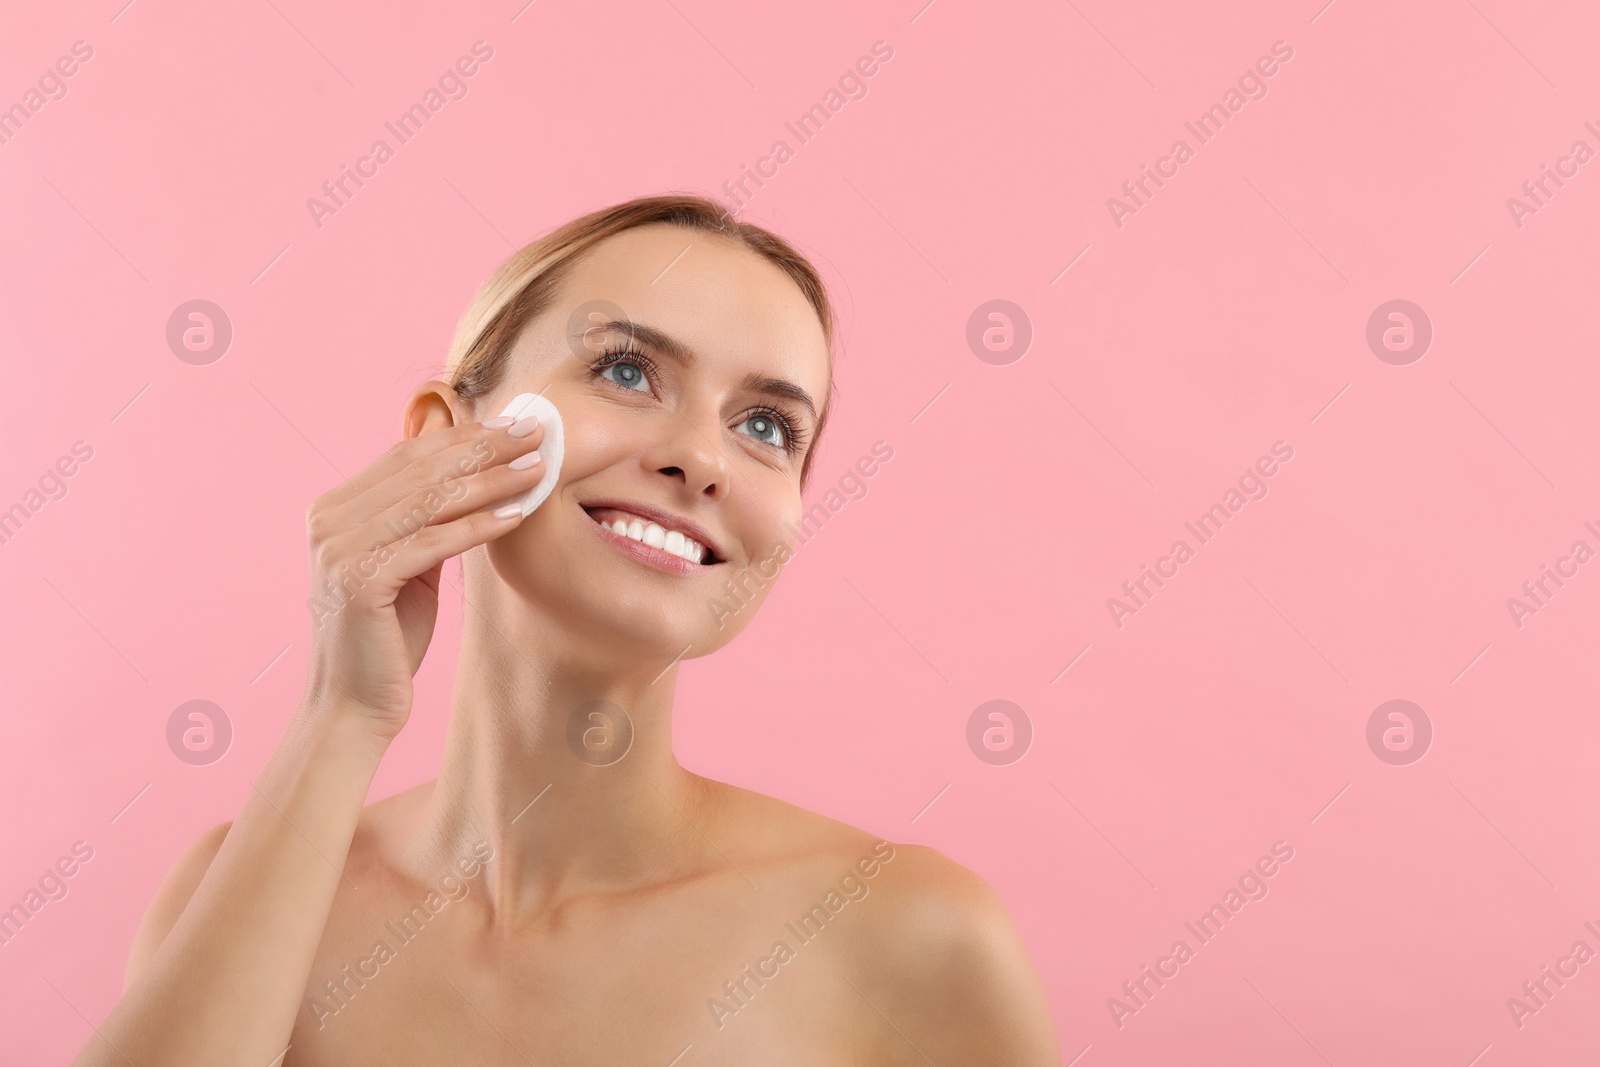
[588,342,810,457]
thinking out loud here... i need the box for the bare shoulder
[699,776,1005,922]
[847,842,1062,1064]
[125,820,233,990]
[695,777,902,893]
[699,780,1060,1062]
[845,840,1024,974]
[123,783,431,994]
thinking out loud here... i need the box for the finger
[328,418,546,533]
[412,558,445,600]
[350,499,529,589]
[314,415,515,513]
[327,453,547,573]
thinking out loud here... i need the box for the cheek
[550,391,662,460]
[554,402,658,490]
[562,404,630,462]
[745,495,803,565]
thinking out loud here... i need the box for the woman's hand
[301,411,547,738]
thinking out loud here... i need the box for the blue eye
[738,412,787,449]
[599,358,651,392]
[590,346,806,458]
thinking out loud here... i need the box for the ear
[403,380,472,441]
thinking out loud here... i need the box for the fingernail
[483,415,515,429]
[508,415,541,438]
[509,451,542,470]
[493,504,523,520]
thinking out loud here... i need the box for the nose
[644,406,730,500]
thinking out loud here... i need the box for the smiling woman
[73,194,1061,1066]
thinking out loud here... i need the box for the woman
[76,195,1061,1065]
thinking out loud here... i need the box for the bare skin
[76,224,1060,1066]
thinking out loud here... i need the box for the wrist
[291,696,396,762]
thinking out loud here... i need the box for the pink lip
[579,497,725,560]
[587,513,707,577]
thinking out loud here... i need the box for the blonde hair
[444,194,837,490]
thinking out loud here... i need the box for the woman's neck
[406,587,712,931]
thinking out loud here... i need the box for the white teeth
[595,509,710,564]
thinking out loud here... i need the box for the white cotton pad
[492,392,565,517]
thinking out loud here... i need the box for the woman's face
[474,223,831,659]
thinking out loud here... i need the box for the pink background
[4,0,1599,1062]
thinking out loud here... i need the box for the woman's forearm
[74,700,389,1067]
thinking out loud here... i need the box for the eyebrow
[597,319,819,424]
